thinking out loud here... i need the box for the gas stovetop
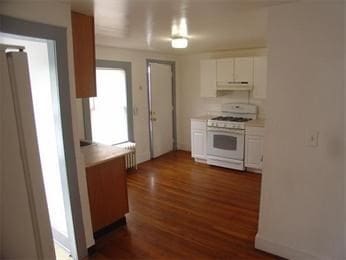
[211,116,252,122]
[207,116,252,129]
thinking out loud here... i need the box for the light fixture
[171,36,188,49]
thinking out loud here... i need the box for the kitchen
[0,1,345,260]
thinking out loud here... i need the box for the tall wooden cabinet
[71,11,97,98]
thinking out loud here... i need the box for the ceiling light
[171,37,188,49]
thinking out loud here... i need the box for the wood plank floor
[89,151,277,259]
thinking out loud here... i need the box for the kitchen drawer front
[191,120,207,131]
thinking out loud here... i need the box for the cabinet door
[253,56,267,99]
[72,12,97,98]
[191,130,206,159]
[245,135,264,169]
[234,57,253,84]
[200,60,217,97]
[86,157,129,232]
[216,58,234,83]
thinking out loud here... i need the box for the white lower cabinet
[245,127,264,172]
[191,119,207,163]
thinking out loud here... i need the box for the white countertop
[246,119,265,128]
[81,143,131,168]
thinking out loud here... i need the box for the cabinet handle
[261,155,264,162]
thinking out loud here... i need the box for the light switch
[306,131,319,147]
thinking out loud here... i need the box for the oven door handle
[208,128,245,136]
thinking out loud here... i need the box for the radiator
[115,142,137,170]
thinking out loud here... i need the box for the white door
[234,57,253,84]
[1,47,55,259]
[149,63,174,158]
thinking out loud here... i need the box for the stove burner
[211,116,252,122]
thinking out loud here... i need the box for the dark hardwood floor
[89,151,277,259]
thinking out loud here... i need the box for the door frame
[0,15,87,259]
[146,59,177,159]
[82,59,134,143]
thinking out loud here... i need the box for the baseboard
[255,233,319,260]
[93,217,127,240]
[246,167,262,174]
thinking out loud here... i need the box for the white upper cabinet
[253,56,268,99]
[200,56,265,97]
[200,59,217,98]
[216,57,253,90]
[234,57,254,84]
[216,58,234,84]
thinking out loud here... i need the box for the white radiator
[115,142,137,170]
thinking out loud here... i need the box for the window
[88,61,133,145]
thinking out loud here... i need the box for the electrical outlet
[306,131,319,147]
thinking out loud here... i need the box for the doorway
[146,60,176,158]
[0,16,86,259]
[0,31,74,259]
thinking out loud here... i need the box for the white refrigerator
[0,44,55,259]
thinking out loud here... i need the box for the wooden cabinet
[86,156,129,232]
[216,57,253,85]
[245,127,264,171]
[253,56,267,99]
[191,120,207,162]
[200,59,217,98]
[71,11,97,98]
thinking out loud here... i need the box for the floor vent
[115,142,137,170]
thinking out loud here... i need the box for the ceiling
[70,0,294,54]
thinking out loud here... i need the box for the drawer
[191,120,207,130]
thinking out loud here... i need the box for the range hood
[216,81,253,91]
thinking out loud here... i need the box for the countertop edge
[84,151,131,168]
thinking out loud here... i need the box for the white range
[206,103,257,171]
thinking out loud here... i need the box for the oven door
[207,127,245,160]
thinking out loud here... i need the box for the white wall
[256,3,344,259]
[75,47,268,158]
[80,46,178,163]
[0,0,95,250]
[176,48,267,151]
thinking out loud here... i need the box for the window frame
[83,60,134,144]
